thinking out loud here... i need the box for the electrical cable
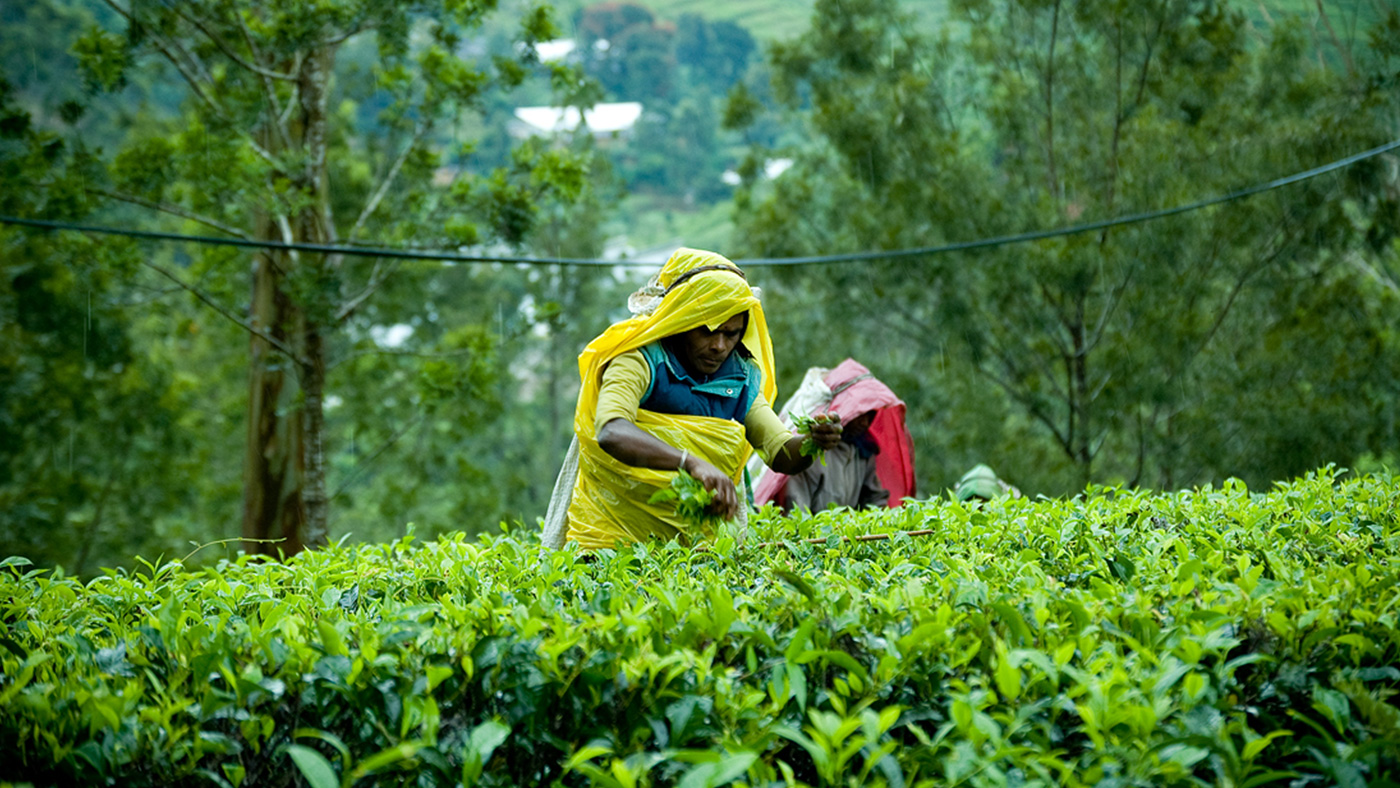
[1,137,1396,268]
[740,137,1400,266]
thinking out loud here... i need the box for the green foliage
[1,468,1396,786]
[1,0,607,561]
[71,26,128,92]
[736,0,1400,497]
[0,73,199,574]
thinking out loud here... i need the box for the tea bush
[2,468,1397,787]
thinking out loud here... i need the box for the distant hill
[547,0,1379,44]
[546,0,948,40]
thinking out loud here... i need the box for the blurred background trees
[2,0,1396,572]
[731,0,1400,494]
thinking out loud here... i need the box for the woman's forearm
[768,434,815,476]
[597,418,687,471]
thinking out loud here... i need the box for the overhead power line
[2,138,1397,268]
[743,138,1400,266]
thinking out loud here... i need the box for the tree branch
[1034,280,1073,356]
[102,0,281,169]
[330,412,426,501]
[325,20,377,47]
[280,62,302,128]
[91,187,252,239]
[349,121,430,242]
[173,4,295,80]
[102,0,221,114]
[1348,252,1400,294]
[1085,257,1135,355]
[1043,0,1062,201]
[336,260,400,321]
[1314,0,1357,77]
[143,260,304,363]
[1133,1,1169,109]
[272,212,302,267]
[976,360,1071,453]
[234,14,294,153]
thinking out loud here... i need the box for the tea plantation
[2,468,1397,787]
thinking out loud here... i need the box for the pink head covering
[822,359,902,423]
[752,359,916,507]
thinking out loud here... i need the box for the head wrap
[575,247,776,429]
[821,359,903,424]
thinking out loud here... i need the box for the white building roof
[533,39,576,62]
[722,158,793,185]
[512,102,644,135]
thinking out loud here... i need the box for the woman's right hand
[683,454,740,519]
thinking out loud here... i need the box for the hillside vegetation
[3,468,1396,786]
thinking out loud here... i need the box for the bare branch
[976,361,1071,452]
[273,212,302,267]
[143,260,304,363]
[91,187,252,239]
[1043,0,1062,200]
[173,4,294,80]
[325,20,378,47]
[330,412,426,501]
[101,0,222,116]
[1034,280,1073,355]
[1348,253,1400,294]
[349,121,430,242]
[336,260,401,322]
[1084,259,1135,355]
[235,14,294,152]
[101,0,280,169]
[992,315,1071,403]
[1133,0,1169,109]
[279,55,304,128]
[1314,0,1357,77]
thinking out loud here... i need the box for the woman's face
[843,410,877,440]
[676,313,746,376]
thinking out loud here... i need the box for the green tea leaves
[285,745,340,788]
[791,412,840,466]
[648,470,729,530]
[0,471,1396,785]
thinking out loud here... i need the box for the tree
[70,0,594,556]
[733,0,1398,493]
[675,14,756,92]
[574,2,675,100]
[0,76,200,572]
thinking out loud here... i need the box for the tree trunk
[240,44,337,557]
[301,326,329,548]
[241,248,306,557]
[294,46,334,548]
[1069,310,1092,488]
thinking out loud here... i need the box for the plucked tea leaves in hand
[648,468,730,529]
[791,412,840,466]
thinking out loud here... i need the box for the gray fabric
[541,436,579,551]
[783,442,887,512]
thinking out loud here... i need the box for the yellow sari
[565,248,776,549]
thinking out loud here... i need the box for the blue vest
[637,341,762,423]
